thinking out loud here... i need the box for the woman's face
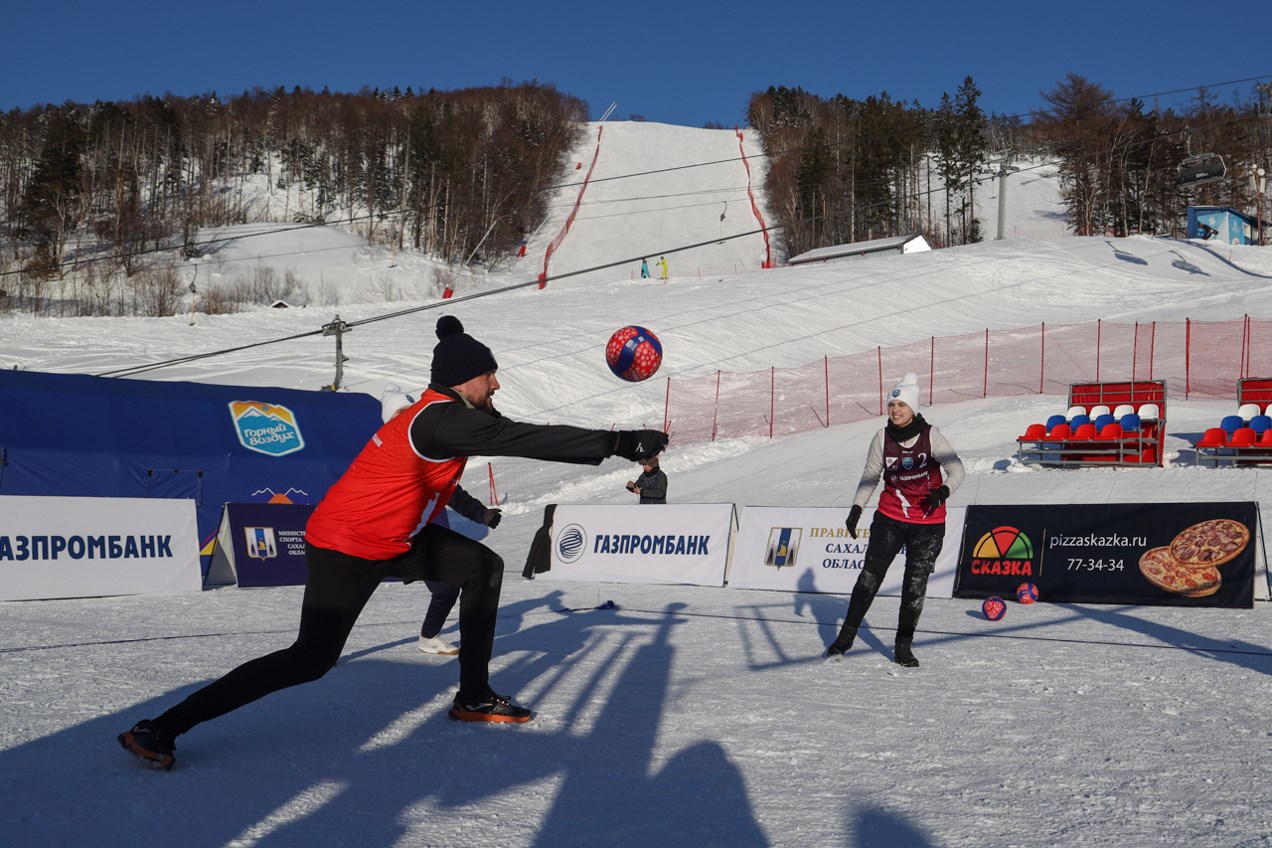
[887,399,915,427]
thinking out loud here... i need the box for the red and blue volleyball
[982,596,1007,621]
[1016,582,1039,604]
[605,325,662,382]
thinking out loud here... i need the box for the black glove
[924,485,950,510]
[845,505,862,540]
[614,429,669,462]
[483,508,502,528]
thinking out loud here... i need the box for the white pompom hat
[888,372,921,412]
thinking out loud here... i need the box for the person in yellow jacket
[656,255,668,280]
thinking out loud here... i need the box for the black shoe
[894,644,919,668]
[826,634,855,657]
[448,688,533,724]
[118,720,176,770]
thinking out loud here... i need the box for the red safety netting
[479,316,1267,506]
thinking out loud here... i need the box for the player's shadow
[851,805,938,847]
[949,603,1272,677]
[0,597,773,848]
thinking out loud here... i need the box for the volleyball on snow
[1016,582,1039,604]
[605,325,662,382]
[982,596,1007,621]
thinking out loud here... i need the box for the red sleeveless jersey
[306,389,467,559]
[877,425,946,525]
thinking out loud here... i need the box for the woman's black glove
[924,485,950,510]
[845,505,863,539]
[483,508,502,528]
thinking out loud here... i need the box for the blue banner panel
[0,370,380,578]
[954,503,1257,608]
[223,503,313,587]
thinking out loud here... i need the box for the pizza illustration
[1168,519,1250,569]
[1138,546,1222,597]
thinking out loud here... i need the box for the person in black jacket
[626,454,668,503]
[118,316,668,770]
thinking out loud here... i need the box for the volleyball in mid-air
[982,596,1007,621]
[1016,582,1039,604]
[605,325,663,382]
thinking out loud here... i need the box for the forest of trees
[749,75,1271,257]
[1,75,1269,317]
[0,81,585,315]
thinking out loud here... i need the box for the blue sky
[4,0,1269,126]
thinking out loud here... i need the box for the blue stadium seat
[1119,413,1141,432]
[1069,414,1091,430]
[1093,413,1116,430]
[1250,415,1272,434]
[1220,414,1245,436]
[1045,414,1067,433]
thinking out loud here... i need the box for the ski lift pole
[322,315,351,391]
[187,261,198,326]
[463,217,501,268]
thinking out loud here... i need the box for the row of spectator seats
[1194,403,1272,466]
[1040,404,1160,436]
[1019,403,1162,466]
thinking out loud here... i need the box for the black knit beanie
[430,316,498,387]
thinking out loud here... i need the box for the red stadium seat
[1229,427,1257,448]
[1069,423,1096,440]
[1195,428,1228,448]
[1096,422,1123,441]
[1042,423,1071,441]
[1018,423,1046,441]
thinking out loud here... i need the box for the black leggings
[156,523,504,737]
[837,511,944,646]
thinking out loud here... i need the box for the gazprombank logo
[229,401,305,457]
[556,524,586,564]
[971,525,1035,576]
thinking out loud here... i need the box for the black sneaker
[448,688,533,724]
[894,644,920,668]
[826,635,854,657]
[118,720,176,770]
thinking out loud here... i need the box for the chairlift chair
[1176,153,1227,189]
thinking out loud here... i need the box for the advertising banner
[0,495,201,601]
[547,504,735,586]
[208,503,314,587]
[954,503,1259,608]
[729,506,964,597]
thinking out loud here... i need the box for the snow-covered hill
[4,122,1272,848]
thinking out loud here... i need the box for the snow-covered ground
[3,123,1272,847]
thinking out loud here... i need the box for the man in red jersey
[119,315,668,769]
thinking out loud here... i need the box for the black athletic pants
[836,511,944,647]
[421,581,461,638]
[155,523,504,737]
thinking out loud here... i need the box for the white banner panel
[548,504,735,586]
[729,506,965,598]
[0,495,202,601]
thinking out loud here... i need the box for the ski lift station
[1187,206,1264,245]
[787,233,930,266]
